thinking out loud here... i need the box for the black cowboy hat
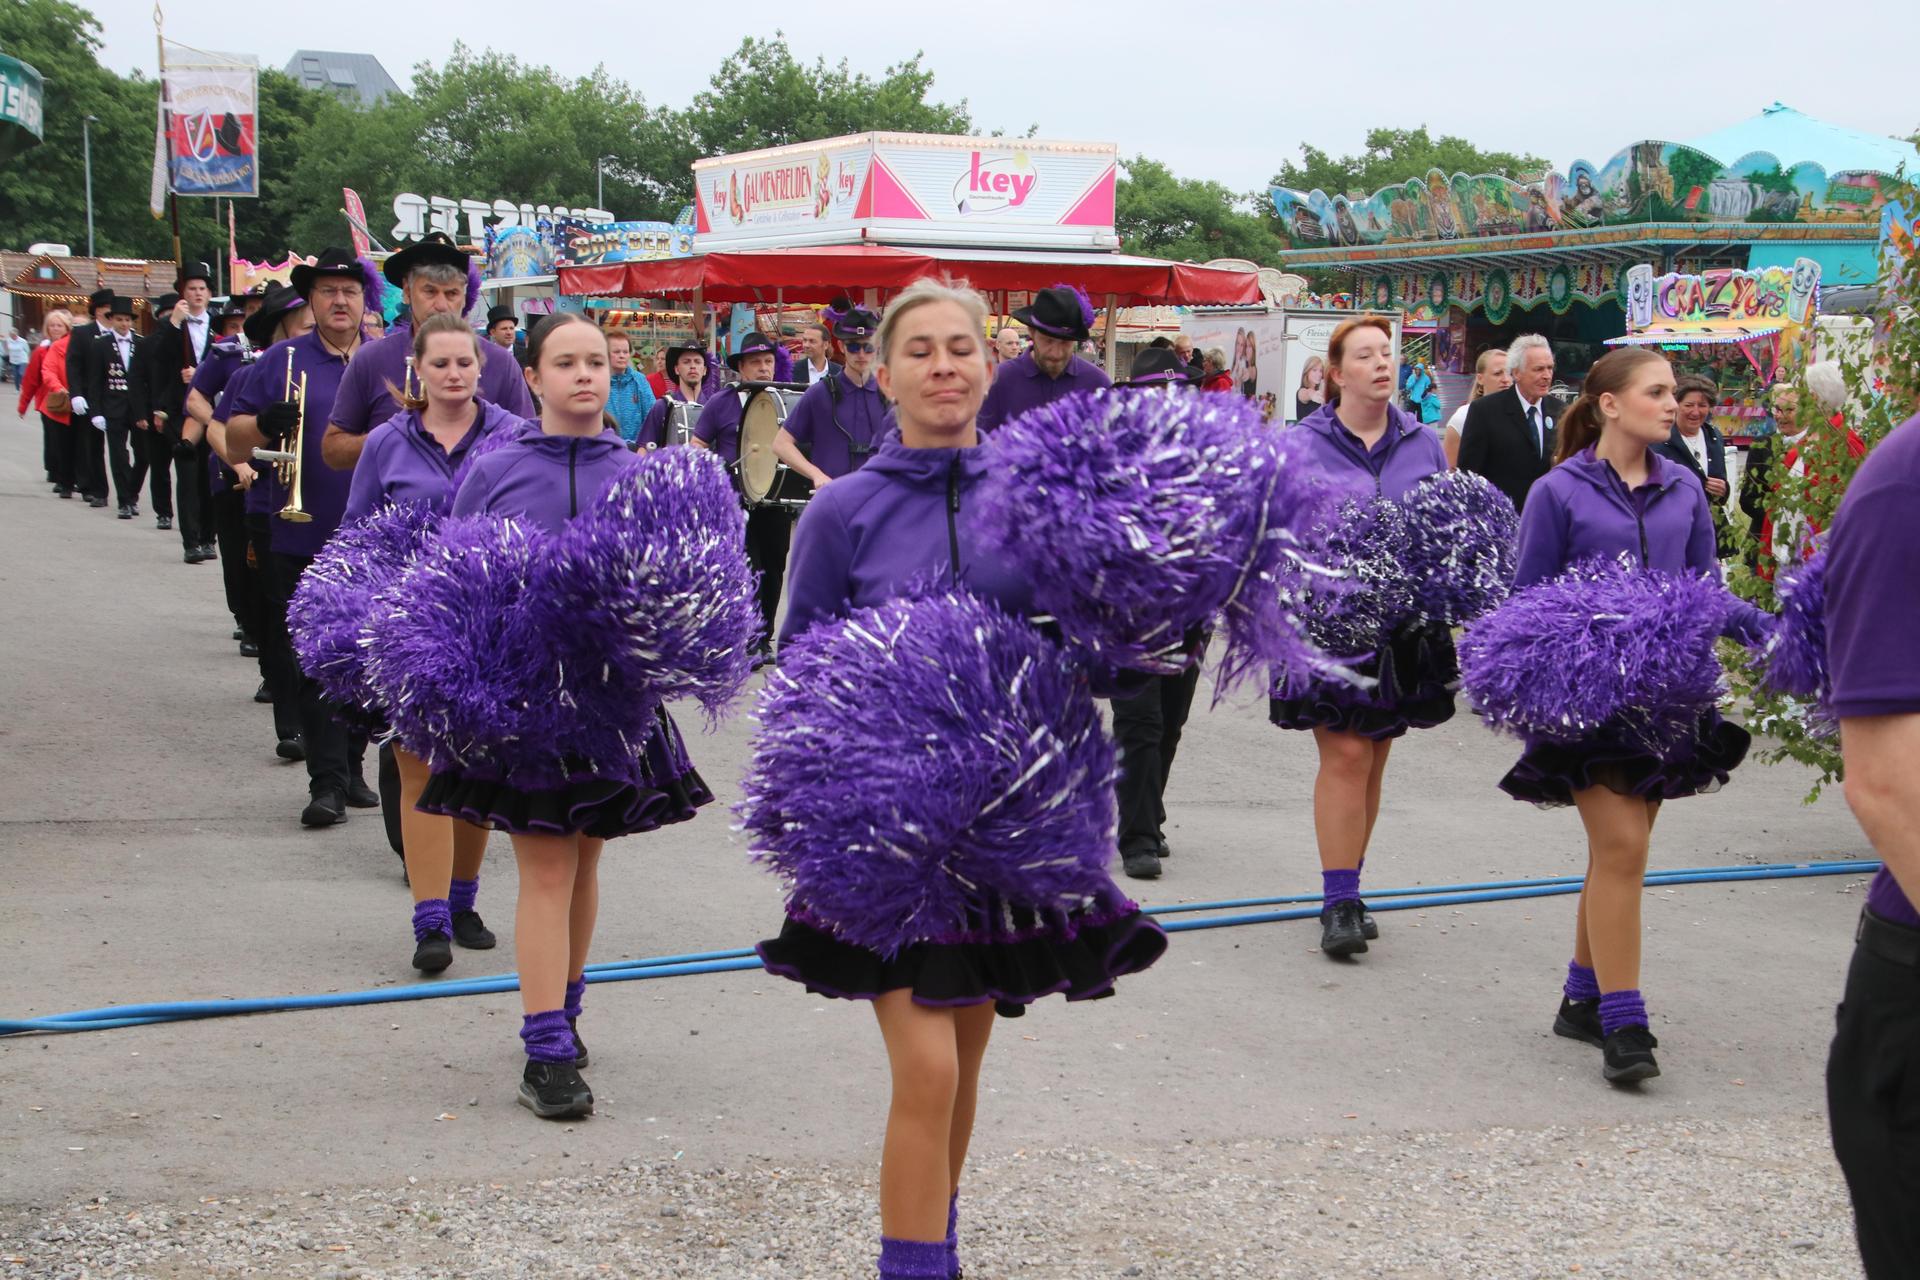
[485,305,516,327]
[832,307,881,341]
[86,287,115,312]
[243,281,305,347]
[290,248,365,300]
[1011,284,1095,342]
[382,231,469,287]
[215,297,248,322]
[106,295,135,318]
[663,344,708,378]
[725,331,779,371]
[174,260,213,291]
[1120,346,1203,389]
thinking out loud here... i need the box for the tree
[1270,126,1546,197]
[1115,156,1285,264]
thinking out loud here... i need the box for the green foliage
[1269,125,1546,198]
[1115,156,1285,264]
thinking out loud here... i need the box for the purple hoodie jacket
[1292,401,1446,500]
[344,400,529,523]
[1515,445,1768,642]
[450,427,639,534]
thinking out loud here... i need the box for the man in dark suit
[138,262,217,559]
[1458,334,1563,512]
[64,288,115,507]
[83,295,145,519]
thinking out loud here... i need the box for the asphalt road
[0,397,1874,1275]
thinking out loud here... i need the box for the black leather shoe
[750,643,773,672]
[233,627,247,641]
[55,486,73,498]
[1319,899,1369,957]
[117,505,133,520]
[569,1018,590,1070]
[452,910,497,950]
[300,789,346,827]
[253,680,274,704]
[518,1060,593,1119]
[1553,996,1604,1048]
[345,777,379,808]
[412,931,453,974]
[1156,837,1173,860]
[239,639,260,657]
[157,515,172,531]
[181,547,200,564]
[275,734,305,760]
[88,496,108,508]
[1360,906,1379,941]
[1121,847,1162,880]
[1602,1025,1661,1084]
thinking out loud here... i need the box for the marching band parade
[3,16,1919,1280]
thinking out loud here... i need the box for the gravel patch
[1,1113,1859,1279]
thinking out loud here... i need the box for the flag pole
[155,5,181,270]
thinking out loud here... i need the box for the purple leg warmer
[1322,868,1361,907]
[1598,989,1649,1036]
[519,1009,578,1064]
[564,977,587,1022]
[449,877,479,915]
[878,1237,949,1279]
[945,1195,959,1278]
[411,898,452,944]
[1564,961,1600,1002]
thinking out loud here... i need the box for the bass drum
[737,386,814,511]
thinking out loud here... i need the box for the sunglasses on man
[843,341,874,353]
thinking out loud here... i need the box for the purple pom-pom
[288,502,440,711]
[1285,494,1414,659]
[354,256,388,317]
[976,388,1330,684]
[363,515,565,772]
[1459,556,1733,752]
[740,591,1118,958]
[1400,470,1520,626]
[537,448,760,723]
[464,260,483,318]
[1753,546,1827,700]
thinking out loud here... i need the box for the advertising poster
[554,219,694,267]
[1181,309,1401,425]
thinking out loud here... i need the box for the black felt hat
[173,260,213,291]
[1121,346,1203,388]
[382,231,469,287]
[243,281,306,347]
[725,331,779,371]
[486,305,516,327]
[1011,284,1096,342]
[106,295,135,318]
[86,287,115,312]
[664,344,707,378]
[290,248,366,300]
[832,307,881,341]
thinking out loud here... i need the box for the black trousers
[1828,926,1920,1279]
[1110,661,1205,857]
[247,517,302,743]
[72,420,107,500]
[139,427,174,518]
[41,412,58,480]
[746,505,794,648]
[175,440,212,549]
[211,487,251,634]
[267,550,366,796]
[104,421,143,509]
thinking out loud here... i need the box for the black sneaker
[345,776,379,809]
[1156,836,1173,861]
[569,1018,590,1070]
[1121,847,1163,880]
[412,931,453,974]
[275,734,305,761]
[1359,904,1379,941]
[157,515,171,531]
[253,680,273,703]
[519,1060,593,1119]
[233,627,247,641]
[300,789,346,828]
[88,496,108,508]
[1554,997,1604,1048]
[1319,899,1369,957]
[117,505,133,520]
[239,639,260,658]
[1601,1025,1661,1084]
[452,910,497,950]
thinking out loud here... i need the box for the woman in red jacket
[1199,346,1235,393]
[16,310,79,499]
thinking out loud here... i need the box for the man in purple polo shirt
[771,306,891,486]
[227,249,379,830]
[1824,408,1920,1280]
[692,331,786,664]
[976,284,1111,432]
[319,231,534,471]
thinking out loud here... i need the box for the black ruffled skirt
[756,882,1167,1014]
[1499,711,1752,809]
[1269,622,1458,741]
[417,707,712,838]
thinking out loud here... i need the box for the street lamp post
[597,156,605,209]
[82,115,98,258]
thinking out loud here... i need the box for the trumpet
[252,346,313,524]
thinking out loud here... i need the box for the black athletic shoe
[569,1019,590,1070]
[181,547,200,564]
[412,931,453,974]
[88,496,108,508]
[55,486,73,499]
[519,1060,593,1119]
[1121,847,1163,880]
[345,777,380,808]
[1554,996,1605,1048]
[157,515,171,531]
[233,627,247,641]
[1156,837,1173,860]
[275,734,305,760]
[117,505,133,520]
[300,789,346,828]
[1319,899,1369,957]
[239,639,260,658]
[1601,1025,1661,1084]
[451,910,496,950]
[1360,905,1379,941]
[252,680,272,703]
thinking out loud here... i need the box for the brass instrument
[251,346,313,523]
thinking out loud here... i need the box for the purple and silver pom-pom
[977,388,1330,684]
[288,502,440,711]
[740,590,1118,958]
[1285,494,1415,659]
[538,447,760,722]
[1459,556,1733,752]
[1400,470,1520,627]
[1752,547,1827,701]
[363,514,565,771]
[354,256,389,317]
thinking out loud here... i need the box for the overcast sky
[88,0,1920,204]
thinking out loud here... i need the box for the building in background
[283,51,400,107]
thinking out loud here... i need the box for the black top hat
[243,281,306,347]
[1121,346,1203,388]
[86,287,115,312]
[832,307,881,341]
[151,292,180,314]
[725,331,779,371]
[290,248,365,300]
[174,260,213,291]
[1012,285,1095,342]
[382,232,470,287]
[106,295,135,318]
[485,305,516,327]
[663,344,708,381]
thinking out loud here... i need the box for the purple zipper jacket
[450,427,638,534]
[344,401,530,523]
[328,322,535,436]
[1293,402,1446,501]
[976,351,1111,433]
[1515,446,1768,642]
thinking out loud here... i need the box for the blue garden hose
[0,859,1878,1036]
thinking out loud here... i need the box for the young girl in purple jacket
[1504,346,1767,1084]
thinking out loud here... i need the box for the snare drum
[736,386,814,511]
[662,401,700,449]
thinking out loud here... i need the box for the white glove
[70,395,88,415]
[91,415,107,432]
